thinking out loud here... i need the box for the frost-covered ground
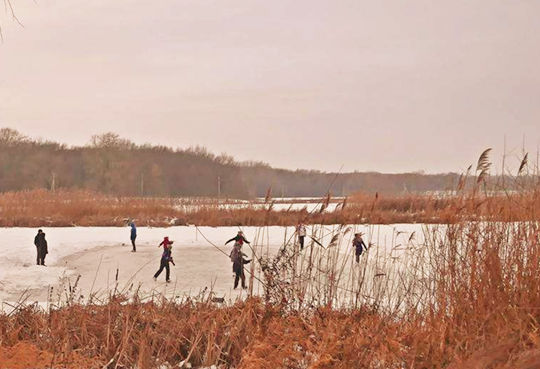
[0,224,427,307]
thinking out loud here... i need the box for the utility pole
[51,172,56,192]
[140,173,144,197]
[536,145,540,177]
[217,176,221,198]
[502,135,506,189]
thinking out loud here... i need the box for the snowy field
[0,224,429,307]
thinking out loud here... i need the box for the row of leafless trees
[0,127,474,198]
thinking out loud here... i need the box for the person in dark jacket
[153,237,175,282]
[130,222,137,252]
[225,231,250,248]
[34,229,48,266]
[231,250,251,289]
[226,231,251,289]
[353,233,367,263]
[296,222,307,250]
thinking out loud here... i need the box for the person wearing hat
[153,236,175,282]
[353,232,367,263]
[225,231,250,246]
[225,231,251,288]
[34,229,48,266]
[225,231,250,253]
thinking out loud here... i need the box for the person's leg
[38,247,45,265]
[165,263,170,282]
[240,269,247,289]
[36,248,40,265]
[299,236,304,250]
[154,260,165,278]
[234,273,240,289]
[131,238,136,252]
[355,252,360,263]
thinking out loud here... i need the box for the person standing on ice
[225,231,251,289]
[231,249,251,289]
[129,222,137,252]
[34,229,48,266]
[296,222,307,250]
[153,236,175,282]
[353,232,367,263]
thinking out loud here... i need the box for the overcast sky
[0,0,539,173]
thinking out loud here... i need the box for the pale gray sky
[1,0,539,173]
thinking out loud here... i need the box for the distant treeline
[0,128,461,198]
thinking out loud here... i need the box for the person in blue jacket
[130,222,137,252]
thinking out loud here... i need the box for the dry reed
[0,187,539,227]
[1,188,540,368]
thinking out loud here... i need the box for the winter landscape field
[0,223,425,308]
[2,0,540,367]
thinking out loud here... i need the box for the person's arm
[34,236,38,247]
[242,236,250,244]
[361,240,367,250]
[225,237,236,245]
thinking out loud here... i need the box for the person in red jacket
[153,237,175,282]
[225,231,250,248]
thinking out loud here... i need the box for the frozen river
[0,224,428,306]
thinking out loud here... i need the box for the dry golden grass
[2,175,540,368]
[0,187,539,227]
[1,189,540,368]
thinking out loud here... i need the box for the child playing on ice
[153,236,175,283]
[226,231,251,289]
[225,230,250,260]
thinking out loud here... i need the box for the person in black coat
[34,229,48,266]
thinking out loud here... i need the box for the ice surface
[0,224,428,305]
